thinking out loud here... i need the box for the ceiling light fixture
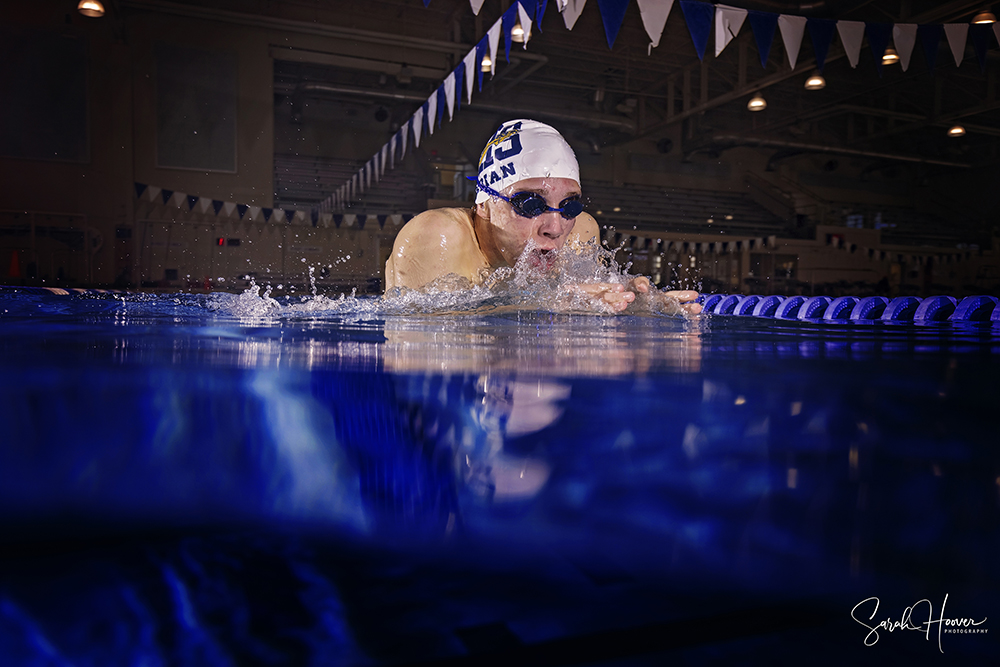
[804,72,826,90]
[511,22,529,43]
[747,94,767,111]
[972,10,996,23]
[77,0,105,17]
[948,125,966,137]
[882,46,900,65]
[480,53,492,72]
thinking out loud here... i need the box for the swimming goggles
[468,177,584,220]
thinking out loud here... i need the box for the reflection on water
[0,290,998,664]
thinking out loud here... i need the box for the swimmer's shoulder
[386,207,484,291]
[394,207,478,250]
[569,211,600,245]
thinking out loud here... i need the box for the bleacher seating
[274,153,427,213]
[581,181,789,237]
[834,203,981,248]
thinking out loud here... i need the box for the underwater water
[0,283,998,666]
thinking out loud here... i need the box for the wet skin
[385,177,701,314]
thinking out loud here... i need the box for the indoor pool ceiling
[139,0,998,169]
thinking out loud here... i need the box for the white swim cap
[474,119,580,204]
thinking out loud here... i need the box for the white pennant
[715,5,748,58]
[469,0,486,14]
[487,20,501,75]
[389,134,397,167]
[321,213,332,228]
[172,191,186,208]
[343,214,357,228]
[836,20,865,68]
[198,197,212,213]
[223,202,236,217]
[777,14,807,69]
[412,106,424,147]
[366,161,373,188]
[892,24,917,72]
[444,71,456,121]
[247,205,260,222]
[147,185,161,203]
[352,174,358,198]
[463,49,477,105]
[273,210,285,223]
[943,23,968,67]
[426,91,437,136]
[400,122,410,159]
[380,144,388,177]
[390,214,403,227]
[559,0,586,31]
[517,2,533,47]
[636,0,673,54]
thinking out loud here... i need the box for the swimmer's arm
[385,210,482,291]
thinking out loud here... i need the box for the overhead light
[613,206,621,212]
[77,0,105,17]
[882,46,900,65]
[480,53,492,72]
[511,21,529,43]
[972,10,996,23]
[948,125,966,137]
[804,72,826,90]
[747,94,767,111]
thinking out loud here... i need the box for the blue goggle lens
[509,193,584,220]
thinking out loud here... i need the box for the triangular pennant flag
[311,209,319,226]
[343,214,356,228]
[866,23,892,75]
[715,4,748,58]
[161,189,174,205]
[806,17,835,72]
[400,123,409,159]
[502,3,519,62]
[147,186,161,202]
[321,213,332,228]
[389,133,398,167]
[198,197,212,213]
[636,0,674,53]
[237,204,248,219]
[187,195,198,210]
[357,214,367,230]
[837,20,865,68]
[517,1,534,47]
[893,24,917,71]
[436,85,446,127]
[403,214,414,223]
[747,11,778,68]
[918,23,942,71]
[943,24,968,68]
[262,208,272,222]
[487,20,501,77]
[377,214,388,229]
[970,24,991,72]
[212,200,224,215]
[679,1,714,61]
[173,192,187,208]
[412,107,424,148]
[247,205,261,221]
[536,0,548,28]
[366,161,373,188]
[223,202,236,217]
[596,0,630,49]
[134,182,147,198]
[444,72,457,121]
[333,213,343,228]
[463,49,476,104]
[778,14,807,69]
[380,144,389,177]
[390,214,403,227]
[476,37,489,91]
[561,0,587,30]
[470,0,486,14]
[425,94,436,136]
[453,64,464,114]
[285,208,297,223]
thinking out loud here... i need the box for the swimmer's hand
[627,277,703,315]
[572,282,637,313]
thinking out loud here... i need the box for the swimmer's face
[478,177,581,267]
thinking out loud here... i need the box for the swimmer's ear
[476,201,490,220]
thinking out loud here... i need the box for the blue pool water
[0,287,997,665]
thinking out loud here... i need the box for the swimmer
[385,119,701,314]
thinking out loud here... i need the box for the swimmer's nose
[537,213,568,239]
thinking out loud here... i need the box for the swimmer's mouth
[528,248,556,269]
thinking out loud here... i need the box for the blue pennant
[403,214,413,223]
[161,189,173,204]
[333,214,342,228]
[284,209,296,223]
[476,37,489,91]
[212,200,224,215]
[536,0,548,31]
[262,208,272,222]
[377,215,388,228]
[357,214,367,230]
[969,24,991,73]
[453,64,464,114]
[596,0,631,49]
[747,11,778,68]
[502,4,519,63]
[134,182,147,198]
[866,22,892,76]
[422,101,431,136]
[807,17,836,72]
[436,86,446,128]
[917,24,942,71]
[187,195,198,210]
[311,209,319,226]
[679,1,714,61]
[237,204,248,219]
